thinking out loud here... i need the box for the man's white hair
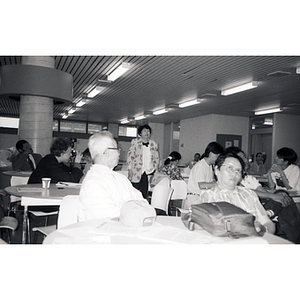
[88,131,114,160]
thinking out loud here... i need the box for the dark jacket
[28,154,83,184]
[262,190,300,244]
[12,152,42,171]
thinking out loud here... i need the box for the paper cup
[42,178,51,189]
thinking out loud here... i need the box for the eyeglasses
[107,146,121,152]
[222,164,242,176]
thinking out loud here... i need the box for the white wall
[179,114,249,164]
[273,114,300,165]
[149,122,165,160]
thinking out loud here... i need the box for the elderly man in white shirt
[80,131,148,220]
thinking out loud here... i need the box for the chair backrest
[57,195,83,229]
[151,184,173,213]
[11,176,29,186]
[10,176,30,203]
[170,180,187,200]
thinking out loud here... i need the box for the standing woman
[127,124,160,200]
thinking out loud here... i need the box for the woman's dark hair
[138,124,152,135]
[215,152,246,179]
[276,147,298,165]
[256,152,266,163]
[225,146,246,157]
[50,138,71,157]
[164,151,181,165]
[201,142,224,159]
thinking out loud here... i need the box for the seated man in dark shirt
[28,138,83,184]
[12,140,42,171]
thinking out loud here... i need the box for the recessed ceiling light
[254,107,282,115]
[178,98,202,108]
[221,81,258,96]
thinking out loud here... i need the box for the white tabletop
[5,183,81,199]
[43,216,291,245]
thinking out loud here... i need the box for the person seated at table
[11,140,42,171]
[150,151,184,187]
[226,146,300,243]
[28,138,83,184]
[267,147,300,192]
[187,141,224,193]
[186,153,201,169]
[184,151,275,234]
[79,131,150,220]
[248,152,267,176]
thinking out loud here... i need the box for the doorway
[249,133,272,171]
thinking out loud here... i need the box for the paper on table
[56,182,82,188]
[17,187,43,192]
[91,220,224,244]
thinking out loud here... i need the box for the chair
[0,216,18,243]
[8,175,29,215]
[169,180,188,216]
[151,184,173,215]
[32,195,82,243]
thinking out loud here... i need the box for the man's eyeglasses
[222,164,242,176]
[107,146,121,152]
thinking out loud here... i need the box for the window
[0,117,19,128]
[88,123,103,134]
[60,121,86,133]
[118,125,137,137]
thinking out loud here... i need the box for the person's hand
[270,193,291,207]
[269,164,282,174]
[24,148,33,155]
[74,151,83,164]
[128,169,133,180]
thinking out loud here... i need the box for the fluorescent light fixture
[153,108,169,115]
[254,107,282,115]
[263,118,273,125]
[179,98,202,108]
[296,67,300,74]
[108,62,130,81]
[76,98,87,107]
[62,113,68,119]
[87,86,104,98]
[68,107,76,114]
[134,115,147,121]
[263,120,273,125]
[221,81,258,96]
[120,119,130,124]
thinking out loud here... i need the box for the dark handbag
[181,202,265,238]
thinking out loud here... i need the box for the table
[5,183,81,244]
[2,170,32,177]
[43,215,291,244]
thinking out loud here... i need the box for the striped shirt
[184,184,267,219]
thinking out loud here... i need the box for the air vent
[267,71,291,78]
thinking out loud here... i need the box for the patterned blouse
[158,163,183,180]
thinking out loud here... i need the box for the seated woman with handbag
[183,151,275,234]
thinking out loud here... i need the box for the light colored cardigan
[127,138,159,183]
